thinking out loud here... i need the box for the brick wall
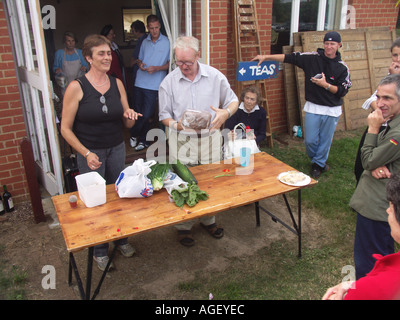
[209,0,287,135]
[350,0,399,30]
[208,0,399,135]
[0,3,29,204]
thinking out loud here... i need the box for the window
[271,0,292,54]
[271,0,344,53]
[299,0,318,32]
[122,8,152,43]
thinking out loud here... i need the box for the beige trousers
[168,129,222,230]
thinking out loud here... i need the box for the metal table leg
[67,245,117,300]
[255,189,302,258]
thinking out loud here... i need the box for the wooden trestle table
[52,152,317,299]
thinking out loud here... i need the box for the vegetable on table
[147,162,171,191]
[171,159,198,184]
[171,182,209,208]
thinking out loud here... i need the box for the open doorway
[40,0,158,167]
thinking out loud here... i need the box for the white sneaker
[130,137,137,148]
[93,255,114,272]
[117,243,136,257]
[135,142,146,151]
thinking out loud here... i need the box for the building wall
[351,0,399,29]
[208,0,400,135]
[0,0,399,204]
[0,3,29,204]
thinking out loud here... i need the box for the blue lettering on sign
[237,61,279,82]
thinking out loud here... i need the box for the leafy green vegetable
[171,182,209,208]
[148,163,171,191]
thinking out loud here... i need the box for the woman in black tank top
[60,34,142,269]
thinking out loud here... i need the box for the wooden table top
[52,152,317,252]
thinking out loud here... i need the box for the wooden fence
[283,28,397,133]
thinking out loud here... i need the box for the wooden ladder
[232,0,273,147]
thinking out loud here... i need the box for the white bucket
[75,172,106,207]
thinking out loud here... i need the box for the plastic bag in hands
[180,109,212,131]
[115,159,156,198]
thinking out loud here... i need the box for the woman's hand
[86,152,102,171]
[389,61,400,74]
[124,109,142,121]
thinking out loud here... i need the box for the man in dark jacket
[252,31,352,178]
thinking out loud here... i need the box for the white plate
[278,171,311,187]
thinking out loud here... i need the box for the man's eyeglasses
[175,60,195,67]
[100,95,108,114]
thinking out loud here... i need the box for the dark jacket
[284,48,351,106]
[225,106,267,144]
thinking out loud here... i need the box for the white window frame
[157,0,209,67]
[289,0,347,45]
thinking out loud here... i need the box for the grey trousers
[77,141,128,257]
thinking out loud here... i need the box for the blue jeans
[354,213,394,280]
[304,112,339,168]
[130,87,158,144]
[76,142,128,257]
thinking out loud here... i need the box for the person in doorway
[100,24,126,87]
[349,74,400,280]
[129,20,147,101]
[354,38,400,184]
[323,172,400,300]
[225,85,267,146]
[129,14,170,151]
[60,34,141,271]
[53,31,89,96]
[252,31,351,178]
[158,36,239,247]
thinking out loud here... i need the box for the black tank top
[73,75,124,149]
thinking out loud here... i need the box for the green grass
[175,129,364,300]
[0,245,27,300]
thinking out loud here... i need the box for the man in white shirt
[159,36,239,246]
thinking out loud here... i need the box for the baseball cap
[324,31,341,43]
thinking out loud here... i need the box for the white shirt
[158,62,238,122]
[362,91,377,110]
[304,101,342,117]
[238,102,260,113]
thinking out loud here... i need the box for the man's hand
[371,165,391,180]
[209,106,229,131]
[367,108,390,134]
[322,281,355,300]
[251,54,267,66]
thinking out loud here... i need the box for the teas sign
[237,61,279,82]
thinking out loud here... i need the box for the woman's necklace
[88,74,109,87]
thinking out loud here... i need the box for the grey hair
[173,36,200,53]
[379,74,400,101]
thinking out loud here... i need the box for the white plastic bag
[163,170,188,196]
[115,159,156,198]
[223,123,260,159]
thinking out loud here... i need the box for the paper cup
[69,195,78,208]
